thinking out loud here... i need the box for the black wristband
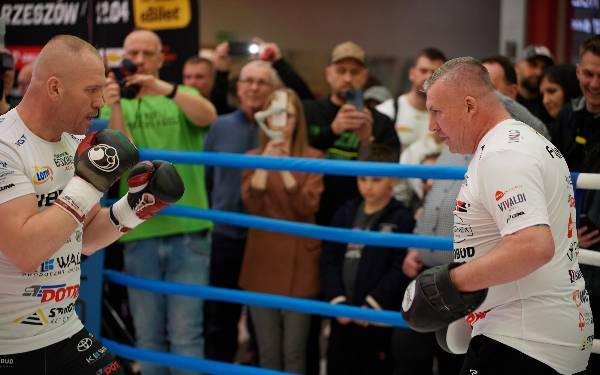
[165,83,178,99]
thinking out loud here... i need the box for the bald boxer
[0,35,183,374]
[401,57,593,374]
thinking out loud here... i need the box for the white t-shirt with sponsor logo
[376,94,430,149]
[0,108,84,354]
[454,119,593,374]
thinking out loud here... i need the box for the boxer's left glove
[109,160,184,232]
[55,129,139,223]
[401,262,487,332]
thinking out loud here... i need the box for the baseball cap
[519,45,554,64]
[331,41,365,65]
[364,85,392,103]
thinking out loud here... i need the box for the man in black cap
[514,44,554,121]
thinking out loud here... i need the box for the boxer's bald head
[424,57,496,97]
[425,57,510,154]
[19,35,106,140]
[32,35,103,85]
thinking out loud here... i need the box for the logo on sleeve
[508,129,521,143]
[497,193,526,212]
[546,145,564,159]
[32,166,53,185]
[456,200,470,213]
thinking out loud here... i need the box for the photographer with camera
[102,29,216,375]
[0,48,15,115]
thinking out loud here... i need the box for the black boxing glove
[55,129,139,223]
[109,160,184,232]
[401,262,487,333]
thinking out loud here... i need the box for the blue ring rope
[104,271,407,327]
[102,338,290,375]
[163,205,453,250]
[140,149,467,179]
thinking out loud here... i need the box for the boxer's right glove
[109,160,184,233]
[401,262,487,332]
[55,129,139,223]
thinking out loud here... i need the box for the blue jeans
[124,232,210,375]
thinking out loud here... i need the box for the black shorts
[0,327,124,375]
[460,335,587,375]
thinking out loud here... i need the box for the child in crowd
[320,144,415,375]
[239,88,323,373]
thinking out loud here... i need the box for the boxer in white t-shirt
[401,57,592,375]
[0,35,183,375]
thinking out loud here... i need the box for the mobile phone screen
[346,90,364,111]
[228,41,251,57]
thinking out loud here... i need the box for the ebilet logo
[88,144,119,172]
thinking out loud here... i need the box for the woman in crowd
[239,88,323,374]
[540,64,581,122]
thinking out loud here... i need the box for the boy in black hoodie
[320,144,415,375]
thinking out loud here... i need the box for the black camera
[117,58,140,99]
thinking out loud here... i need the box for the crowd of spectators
[2,31,598,375]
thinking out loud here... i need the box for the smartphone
[270,91,288,128]
[228,41,259,57]
[346,89,364,111]
[579,214,600,231]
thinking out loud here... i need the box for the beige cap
[331,41,365,65]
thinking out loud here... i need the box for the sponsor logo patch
[31,166,53,185]
[572,289,590,307]
[569,269,584,283]
[53,151,74,169]
[454,246,475,260]
[546,145,564,159]
[22,284,80,303]
[497,193,526,212]
[12,309,49,326]
[0,183,15,192]
[456,200,469,213]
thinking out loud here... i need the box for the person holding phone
[239,88,324,373]
[303,41,398,227]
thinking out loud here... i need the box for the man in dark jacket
[304,41,399,226]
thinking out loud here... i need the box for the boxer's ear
[465,95,477,116]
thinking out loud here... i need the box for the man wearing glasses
[203,60,278,363]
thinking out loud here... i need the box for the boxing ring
[86,146,600,374]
